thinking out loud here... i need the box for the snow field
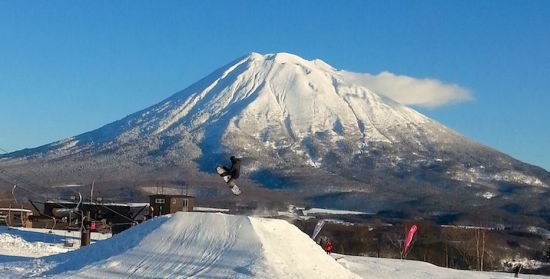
[339,255,550,279]
[0,212,360,278]
[0,212,548,278]
[0,226,110,258]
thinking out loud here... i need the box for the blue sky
[0,1,549,170]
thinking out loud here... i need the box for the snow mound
[0,233,68,258]
[22,212,360,278]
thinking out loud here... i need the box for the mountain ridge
[1,52,548,225]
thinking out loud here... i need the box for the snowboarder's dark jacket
[228,156,240,179]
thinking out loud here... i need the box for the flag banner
[402,224,418,256]
[311,219,326,240]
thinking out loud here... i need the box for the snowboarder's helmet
[230,156,236,162]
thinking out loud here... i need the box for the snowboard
[216,166,242,195]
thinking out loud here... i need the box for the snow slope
[338,254,550,279]
[0,213,549,278]
[0,212,360,278]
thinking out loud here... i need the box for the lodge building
[148,194,194,216]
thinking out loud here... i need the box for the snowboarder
[216,156,242,195]
[324,239,333,255]
[220,156,240,185]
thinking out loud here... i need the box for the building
[38,199,149,234]
[148,194,194,216]
[0,208,33,228]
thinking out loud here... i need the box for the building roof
[0,208,33,213]
[149,194,195,199]
[45,200,149,207]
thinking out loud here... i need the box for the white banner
[311,219,326,240]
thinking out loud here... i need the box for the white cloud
[339,71,472,108]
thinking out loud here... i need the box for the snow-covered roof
[46,200,149,207]
[0,208,32,213]
[193,207,230,212]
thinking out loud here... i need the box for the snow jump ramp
[41,212,360,278]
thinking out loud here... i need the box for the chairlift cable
[11,185,17,204]
[0,146,137,223]
[0,156,83,213]
[0,171,83,217]
[75,192,82,211]
[60,184,136,223]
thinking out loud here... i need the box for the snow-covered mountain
[8,53,457,160]
[1,53,548,221]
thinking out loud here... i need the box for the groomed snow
[0,212,360,278]
[0,213,549,278]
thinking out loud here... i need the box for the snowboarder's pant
[221,166,237,185]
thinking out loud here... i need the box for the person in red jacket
[324,239,333,255]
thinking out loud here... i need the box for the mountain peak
[243,52,334,71]
[2,52,455,159]
[246,51,308,62]
[265,52,308,63]
[2,52,548,190]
